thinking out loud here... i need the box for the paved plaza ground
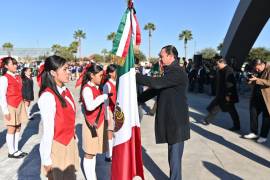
[0,80,269,180]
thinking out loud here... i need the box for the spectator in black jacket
[21,67,34,114]
[202,57,240,131]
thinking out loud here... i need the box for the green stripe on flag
[112,9,129,54]
[117,38,135,78]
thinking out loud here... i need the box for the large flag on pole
[111,1,144,180]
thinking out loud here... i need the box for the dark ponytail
[79,63,103,102]
[21,67,31,80]
[1,57,17,75]
[103,64,117,84]
[38,55,67,107]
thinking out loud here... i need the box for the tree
[217,42,223,52]
[69,41,79,54]
[199,48,217,60]
[51,44,62,54]
[134,50,147,63]
[2,42,14,56]
[179,30,193,59]
[101,48,108,61]
[107,32,116,44]
[73,29,86,58]
[92,54,104,63]
[247,47,270,61]
[144,23,156,59]
[51,44,76,61]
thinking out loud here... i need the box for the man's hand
[249,75,258,82]
[225,96,230,102]
[4,114,11,121]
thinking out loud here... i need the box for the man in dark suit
[136,45,190,180]
[202,57,240,131]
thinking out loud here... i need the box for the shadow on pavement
[19,103,41,150]
[142,146,169,180]
[17,144,41,180]
[0,129,7,149]
[203,161,243,180]
[189,110,270,168]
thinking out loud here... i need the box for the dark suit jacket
[22,77,34,101]
[136,61,190,144]
[207,65,238,112]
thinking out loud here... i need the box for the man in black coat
[136,45,190,180]
[202,57,240,131]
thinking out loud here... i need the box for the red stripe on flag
[133,14,141,45]
[121,28,132,58]
[111,127,144,180]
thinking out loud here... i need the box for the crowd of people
[0,45,269,180]
[183,56,270,143]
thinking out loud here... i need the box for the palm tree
[179,30,193,59]
[101,48,108,61]
[107,32,116,44]
[144,23,156,59]
[2,42,14,56]
[73,29,86,58]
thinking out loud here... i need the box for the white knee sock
[6,133,15,154]
[14,132,20,152]
[106,139,113,158]
[83,157,97,180]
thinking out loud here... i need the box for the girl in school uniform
[0,57,28,158]
[80,63,108,180]
[38,55,79,180]
[21,67,34,115]
[103,64,117,162]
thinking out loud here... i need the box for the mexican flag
[111,1,144,180]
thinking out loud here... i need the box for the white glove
[103,94,109,101]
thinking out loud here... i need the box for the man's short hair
[215,56,227,64]
[161,45,178,60]
[252,59,265,66]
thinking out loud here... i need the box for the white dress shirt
[103,79,116,121]
[39,86,75,166]
[0,71,16,115]
[82,81,108,112]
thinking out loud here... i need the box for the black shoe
[8,152,24,159]
[228,126,240,131]
[105,157,112,162]
[201,120,210,125]
[19,151,28,157]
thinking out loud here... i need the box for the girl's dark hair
[104,64,117,83]
[79,63,103,101]
[1,57,17,75]
[39,55,67,107]
[21,67,31,79]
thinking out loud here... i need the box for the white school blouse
[82,81,107,111]
[0,71,16,115]
[39,86,75,166]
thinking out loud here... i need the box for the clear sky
[0,0,269,59]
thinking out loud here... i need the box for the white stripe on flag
[131,11,137,45]
[116,11,131,57]
[113,68,140,147]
